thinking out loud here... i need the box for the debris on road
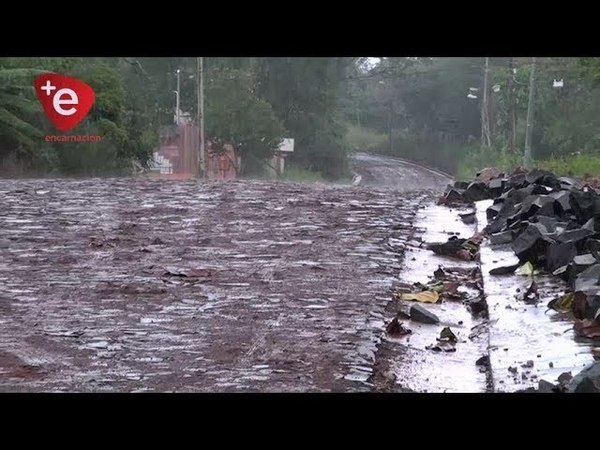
[394,275,465,303]
[438,166,600,342]
[521,360,534,368]
[409,304,440,324]
[467,297,487,316]
[386,317,412,336]
[398,290,440,304]
[523,280,539,302]
[426,327,458,352]
[538,379,559,393]
[459,211,476,224]
[163,267,214,278]
[547,293,574,313]
[428,234,481,261]
[566,361,600,392]
[489,263,520,276]
[440,326,458,342]
[515,261,535,276]
[557,371,573,386]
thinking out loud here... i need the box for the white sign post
[278,138,294,153]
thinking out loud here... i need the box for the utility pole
[524,57,536,168]
[175,69,181,125]
[388,103,393,154]
[507,57,517,153]
[481,57,491,148]
[197,57,205,177]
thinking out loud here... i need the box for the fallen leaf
[468,232,485,245]
[516,261,534,276]
[428,281,445,293]
[456,249,475,261]
[574,319,600,339]
[573,291,590,320]
[443,281,459,294]
[399,290,440,304]
[547,293,574,313]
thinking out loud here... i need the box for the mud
[0,158,451,392]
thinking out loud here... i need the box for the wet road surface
[2,154,592,392]
[0,155,450,392]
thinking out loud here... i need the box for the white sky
[364,57,381,70]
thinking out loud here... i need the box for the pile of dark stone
[439,167,600,327]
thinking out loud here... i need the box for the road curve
[351,152,452,192]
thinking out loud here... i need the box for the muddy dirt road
[0,153,456,392]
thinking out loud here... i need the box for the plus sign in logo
[34,74,95,132]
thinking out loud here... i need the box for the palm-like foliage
[0,66,45,147]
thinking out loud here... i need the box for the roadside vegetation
[5,57,600,181]
[339,57,600,180]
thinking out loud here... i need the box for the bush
[537,153,600,177]
[345,125,388,152]
[282,166,325,183]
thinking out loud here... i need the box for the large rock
[487,203,505,221]
[582,216,600,232]
[551,190,573,215]
[574,264,600,295]
[570,191,600,223]
[476,167,502,183]
[545,242,577,272]
[535,216,563,234]
[532,195,558,217]
[490,231,514,246]
[409,304,440,324]
[556,228,594,245]
[511,223,554,264]
[453,181,470,190]
[463,181,489,202]
[507,173,527,189]
[584,239,600,253]
[444,188,465,202]
[488,177,504,192]
[565,361,600,393]
[525,168,548,185]
[486,216,508,234]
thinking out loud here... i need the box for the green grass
[345,124,388,153]
[537,153,600,178]
[455,146,523,181]
[456,146,600,181]
[282,166,325,183]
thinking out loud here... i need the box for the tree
[257,57,351,179]
[205,67,285,175]
[0,62,45,151]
